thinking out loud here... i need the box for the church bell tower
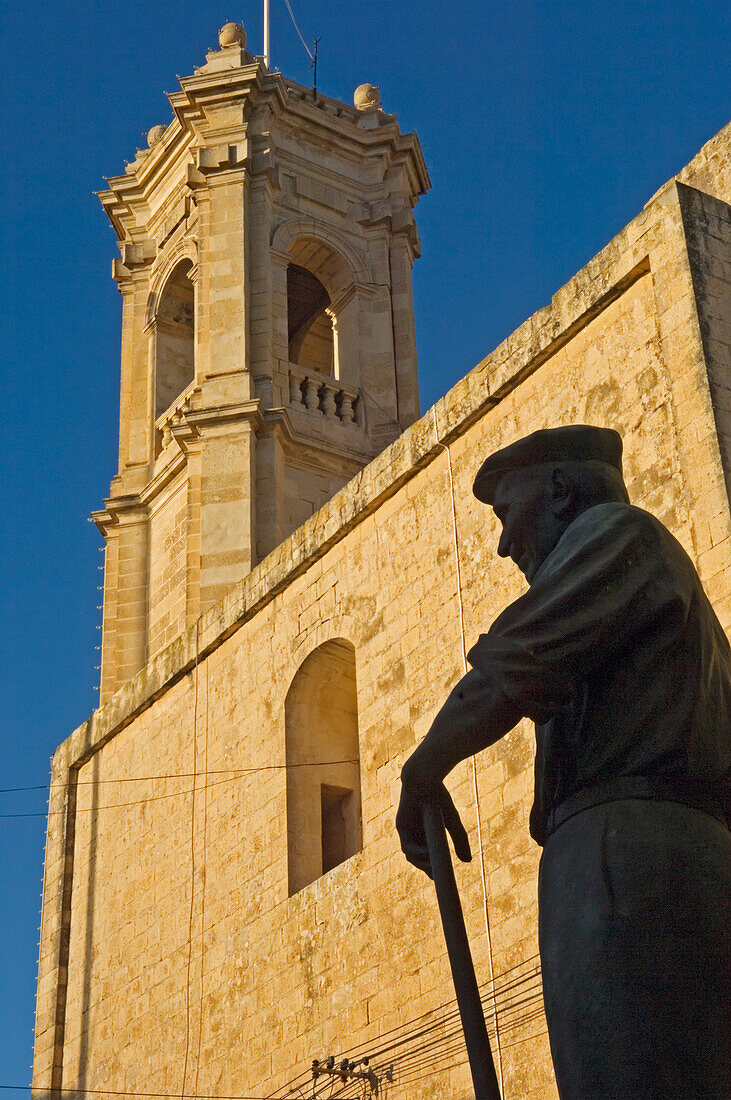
[93,22,430,701]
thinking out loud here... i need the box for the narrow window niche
[286,639,362,894]
[287,262,334,376]
[321,783,358,875]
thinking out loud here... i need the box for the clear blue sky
[1,0,728,1086]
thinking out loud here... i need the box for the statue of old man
[397,425,731,1098]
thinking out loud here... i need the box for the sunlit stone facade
[33,26,730,1100]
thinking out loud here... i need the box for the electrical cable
[0,774,265,819]
[383,999,544,1080]
[268,958,544,1098]
[387,1030,470,1075]
[316,952,540,1067]
[382,984,543,1074]
[386,1003,547,1086]
[0,762,362,818]
[193,656,211,1098]
[0,1087,273,1099]
[0,760,362,794]
[431,403,505,1093]
[358,981,543,1084]
[282,0,314,61]
[502,1026,549,1050]
[179,620,200,1099]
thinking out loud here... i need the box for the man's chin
[514,555,534,581]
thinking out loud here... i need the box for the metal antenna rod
[263,0,270,68]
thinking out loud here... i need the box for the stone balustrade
[288,364,360,424]
[154,380,197,454]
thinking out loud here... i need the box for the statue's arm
[398,507,684,874]
[402,668,523,790]
[397,668,522,876]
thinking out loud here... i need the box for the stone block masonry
[93,38,429,698]
[34,114,731,1099]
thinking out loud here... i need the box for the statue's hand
[397,767,471,879]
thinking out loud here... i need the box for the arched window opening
[287,263,334,376]
[155,259,195,419]
[285,639,361,894]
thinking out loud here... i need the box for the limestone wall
[676,120,731,205]
[679,185,731,506]
[285,461,360,536]
[34,153,731,1098]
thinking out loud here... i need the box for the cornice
[98,56,429,243]
[140,450,188,508]
[186,399,264,433]
[133,123,192,189]
[91,493,147,536]
[177,60,264,98]
[97,176,152,241]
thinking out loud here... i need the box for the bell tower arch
[93,23,429,700]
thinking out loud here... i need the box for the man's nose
[497,527,510,558]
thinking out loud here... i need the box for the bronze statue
[397,425,731,1098]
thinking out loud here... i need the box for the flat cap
[473,424,623,504]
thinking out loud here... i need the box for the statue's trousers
[423,802,502,1100]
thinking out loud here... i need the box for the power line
[0,759,361,795]
[193,655,211,1099]
[0,1088,274,1099]
[11,965,544,1100]
[0,774,256,819]
[0,761,362,819]
[432,403,504,1092]
[179,621,201,1098]
[342,952,541,1065]
[282,0,314,61]
[266,957,544,1097]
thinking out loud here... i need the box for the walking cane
[423,801,502,1100]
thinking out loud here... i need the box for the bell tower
[93,22,430,701]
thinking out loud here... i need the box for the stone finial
[354,83,381,111]
[147,125,166,148]
[219,21,246,48]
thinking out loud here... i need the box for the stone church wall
[34,135,731,1099]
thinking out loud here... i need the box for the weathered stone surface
[93,37,429,702]
[33,44,731,1100]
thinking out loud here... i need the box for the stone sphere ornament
[219,21,246,48]
[354,84,381,111]
[146,125,166,148]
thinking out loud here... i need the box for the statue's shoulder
[567,502,694,571]
[568,501,659,539]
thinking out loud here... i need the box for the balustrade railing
[154,380,197,456]
[288,364,359,424]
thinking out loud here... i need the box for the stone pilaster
[99,501,149,697]
[389,226,421,427]
[193,409,260,611]
[255,420,288,560]
[113,245,156,479]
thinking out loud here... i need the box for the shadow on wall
[286,639,362,894]
[154,259,195,455]
[287,263,334,376]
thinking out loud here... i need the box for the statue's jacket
[465,502,731,844]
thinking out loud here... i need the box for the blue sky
[1,0,728,1086]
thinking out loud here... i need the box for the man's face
[492,466,568,583]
